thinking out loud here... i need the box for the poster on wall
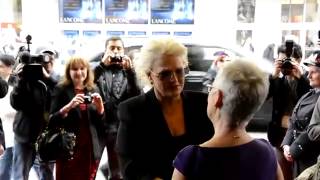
[62,30,80,56]
[236,30,254,52]
[237,0,255,23]
[150,0,194,24]
[105,0,149,24]
[305,30,319,57]
[59,0,103,23]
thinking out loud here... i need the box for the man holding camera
[10,50,58,180]
[267,40,312,180]
[94,36,142,180]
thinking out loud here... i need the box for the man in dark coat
[94,36,142,180]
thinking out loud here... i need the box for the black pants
[101,132,122,180]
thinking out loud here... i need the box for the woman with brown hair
[49,57,105,180]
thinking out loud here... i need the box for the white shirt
[0,86,16,148]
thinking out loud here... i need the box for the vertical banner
[237,0,255,23]
[59,0,103,23]
[105,0,149,24]
[150,0,194,24]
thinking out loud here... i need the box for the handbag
[35,127,76,162]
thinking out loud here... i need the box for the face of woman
[69,64,87,86]
[308,66,320,88]
[150,55,185,99]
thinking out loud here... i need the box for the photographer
[267,40,312,180]
[94,36,142,180]
[10,51,56,180]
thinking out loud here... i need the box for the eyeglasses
[151,68,185,81]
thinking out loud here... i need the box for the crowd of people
[0,36,319,180]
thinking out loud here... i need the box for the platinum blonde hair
[213,59,269,127]
[133,38,188,87]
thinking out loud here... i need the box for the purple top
[173,139,277,180]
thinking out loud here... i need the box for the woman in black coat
[49,57,105,180]
[116,38,213,180]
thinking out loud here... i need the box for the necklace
[233,135,240,139]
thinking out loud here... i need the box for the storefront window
[281,0,304,23]
[305,0,320,22]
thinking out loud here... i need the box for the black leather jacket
[94,62,142,133]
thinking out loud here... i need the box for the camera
[83,95,92,104]
[110,55,123,63]
[281,40,294,70]
[18,51,44,81]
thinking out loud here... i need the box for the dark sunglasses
[151,68,185,81]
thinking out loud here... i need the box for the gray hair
[134,38,188,86]
[213,59,269,127]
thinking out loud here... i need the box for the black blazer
[116,89,213,180]
[49,84,105,160]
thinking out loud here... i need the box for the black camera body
[281,58,293,69]
[281,40,294,70]
[110,55,123,63]
[83,95,92,104]
[18,51,45,81]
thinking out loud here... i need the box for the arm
[307,96,320,141]
[172,169,186,180]
[296,73,312,98]
[276,163,284,180]
[0,77,8,98]
[125,69,143,96]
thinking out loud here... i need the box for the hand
[68,93,86,108]
[60,94,85,117]
[101,51,113,66]
[0,145,4,156]
[42,67,50,79]
[283,145,293,162]
[272,59,282,78]
[121,55,133,70]
[91,92,104,114]
[13,63,25,77]
[291,61,303,79]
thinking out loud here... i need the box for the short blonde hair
[134,38,188,87]
[60,56,95,90]
[213,59,269,127]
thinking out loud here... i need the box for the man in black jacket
[10,52,57,180]
[94,36,142,180]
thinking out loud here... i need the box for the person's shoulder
[119,93,146,108]
[251,138,275,153]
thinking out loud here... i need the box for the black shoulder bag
[35,127,76,162]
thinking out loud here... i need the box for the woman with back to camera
[49,57,105,180]
[172,59,284,180]
[116,38,213,180]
